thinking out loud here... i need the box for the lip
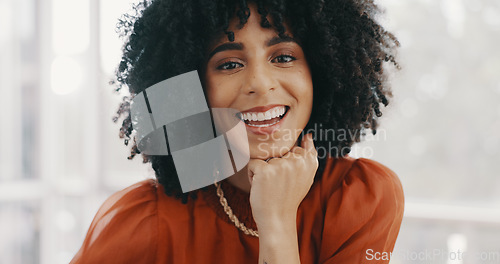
[241,104,287,114]
[241,106,290,135]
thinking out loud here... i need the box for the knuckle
[282,161,293,171]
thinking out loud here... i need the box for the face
[204,4,313,160]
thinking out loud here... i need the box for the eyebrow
[266,35,297,47]
[207,42,243,60]
[207,35,299,61]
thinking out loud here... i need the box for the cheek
[289,70,313,105]
[205,78,232,108]
[301,77,314,101]
[206,79,237,108]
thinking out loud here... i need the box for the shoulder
[349,158,404,218]
[320,156,404,205]
[317,156,405,234]
[92,179,159,224]
[71,179,160,263]
[317,157,405,262]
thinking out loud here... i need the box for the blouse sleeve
[319,158,405,264]
[70,180,159,264]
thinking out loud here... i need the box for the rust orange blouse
[71,157,404,264]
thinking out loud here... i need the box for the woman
[72,0,404,263]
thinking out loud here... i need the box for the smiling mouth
[237,105,290,127]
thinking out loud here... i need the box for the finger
[247,159,267,185]
[302,133,317,154]
[289,145,306,155]
[266,157,279,165]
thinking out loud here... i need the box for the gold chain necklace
[214,181,259,237]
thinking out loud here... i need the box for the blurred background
[0,0,499,263]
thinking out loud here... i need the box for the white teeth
[246,119,281,127]
[240,106,287,122]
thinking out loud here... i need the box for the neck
[226,166,251,193]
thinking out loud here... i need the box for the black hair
[113,0,399,203]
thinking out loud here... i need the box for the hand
[247,133,319,230]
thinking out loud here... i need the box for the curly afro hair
[113,0,399,203]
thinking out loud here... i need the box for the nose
[243,63,277,95]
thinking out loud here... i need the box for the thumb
[301,133,316,153]
[247,159,267,186]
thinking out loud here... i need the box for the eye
[216,61,244,70]
[272,54,296,63]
